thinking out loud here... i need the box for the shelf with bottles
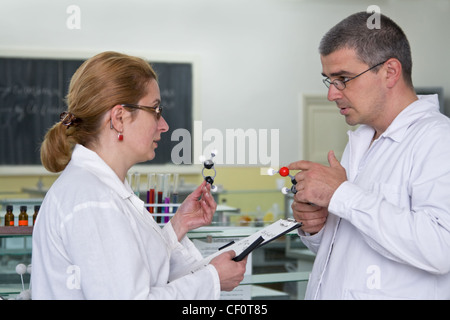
[0,202,40,236]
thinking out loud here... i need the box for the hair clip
[60,111,77,127]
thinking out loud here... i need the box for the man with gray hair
[289,12,450,299]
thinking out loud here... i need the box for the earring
[111,119,124,141]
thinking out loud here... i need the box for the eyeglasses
[121,103,163,120]
[323,60,387,91]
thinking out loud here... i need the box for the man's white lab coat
[31,144,220,299]
[300,95,450,299]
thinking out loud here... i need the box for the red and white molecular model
[267,166,297,195]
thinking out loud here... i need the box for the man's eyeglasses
[323,60,387,91]
[121,103,163,120]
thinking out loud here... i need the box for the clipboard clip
[280,218,299,227]
[218,240,235,251]
[232,236,264,262]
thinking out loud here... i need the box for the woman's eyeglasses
[121,103,163,120]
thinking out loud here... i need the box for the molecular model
[268,166,297,195]
[14,263,32,300]
[200,150,218,192]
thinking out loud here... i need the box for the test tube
[146,173,156,213]
[127,172,132,187]
[132,172,141,197]
[156,174,164,223]
[171,173,179,213]
[163,173,171,223]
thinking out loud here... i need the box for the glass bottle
[4,205,14,226]
[19,205,28,226]
[33,205,40,225]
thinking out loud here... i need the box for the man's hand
[288,150,347,234]
[288,150,347,208]
[291,201,328,234]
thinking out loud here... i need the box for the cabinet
[0,227,32,299]
[0,199,38,299]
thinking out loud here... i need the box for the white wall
[1,0,449,165]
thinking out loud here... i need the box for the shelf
[0,226,33,236]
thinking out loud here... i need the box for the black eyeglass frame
[323,60,387,91]
[120,103,163,119]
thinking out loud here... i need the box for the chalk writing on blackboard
[0,57,193,165]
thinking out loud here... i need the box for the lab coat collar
[346,125,374,182]
[379,94,440,143]
[70,144,134,200]
[345,95,440,183]
[350,94,440,144]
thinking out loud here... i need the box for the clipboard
[221,218,302,261]
[168,219,302,281]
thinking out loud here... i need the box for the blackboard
[0,57,192,165]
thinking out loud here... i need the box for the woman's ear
[384,58,402,89]
[110,104,124,132]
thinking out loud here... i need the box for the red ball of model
[279,167,289,177]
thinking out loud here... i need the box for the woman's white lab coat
[300,95,450,299]
[31,144,220,299]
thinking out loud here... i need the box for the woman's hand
[170,180,217,241]
[210,251,247,291]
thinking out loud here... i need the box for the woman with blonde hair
[32,51,247,299]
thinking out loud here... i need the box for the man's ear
[384,58,402,88]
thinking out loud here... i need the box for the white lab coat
[31,144,220,299]
[300,95,450,299]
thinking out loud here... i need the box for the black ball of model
[201,151,218,192]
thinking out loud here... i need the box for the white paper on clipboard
[169,219,301,282]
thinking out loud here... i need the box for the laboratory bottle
[4,205,14,226]
[33,205,40,225]
[19,206,28,226]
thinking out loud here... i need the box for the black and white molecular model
[200,150,218,192]
[268,166,297,195]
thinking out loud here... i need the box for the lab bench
[0,194,315,300]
